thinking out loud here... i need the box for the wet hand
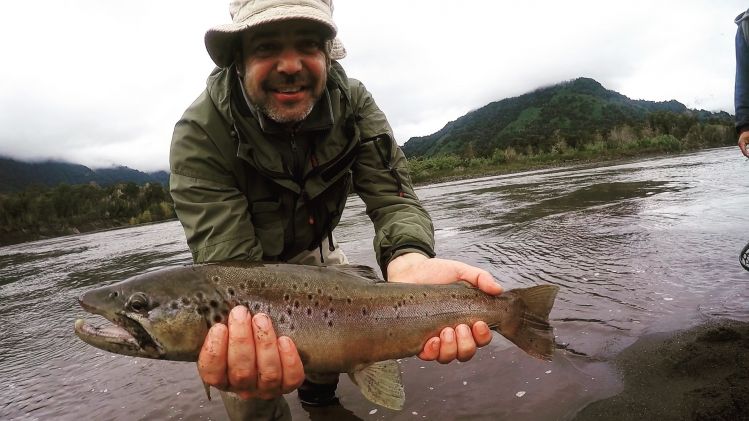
[197,306,305,400]
[387,253,502,363]
[739,131,749,158]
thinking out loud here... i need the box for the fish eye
[126,292,150,312]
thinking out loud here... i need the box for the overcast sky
[0,0,744,171]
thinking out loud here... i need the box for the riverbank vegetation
[407,118,733,183]
[0,182,175,246]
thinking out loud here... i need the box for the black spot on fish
[221,309,229,317]
[213,315,222,323]
[306,308,312,316]
[327,296,333,302]
[290,323,295,331]
[210,300,219,308]
[328,320,333,327]
[388,331,393,337]
[171,302,179,310]
[239,282,246,290]
[283,294,290,302]
[254,303,261,311]
[314,301,320,308]
[362,307,367,316]
[227,288,235,296]
[286,308,292,316]
[292,284,298,290]
[181,297,190,305]
[334,286,339,291]
[304,282,309,288]
[294,300,300,309]
[451,293,457,299]
[323,311,328,318]
[307,294,313,301]
[347,298,352,304]
[196,292,204,301]
[261,282,267,288]
[279,315,286,324]
[317,288,322,294]
[409,295,414,300]
[423,292,428,297]
[329,308,335,314]
[211,276,220,283]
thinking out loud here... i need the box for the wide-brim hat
[205,0,346,68]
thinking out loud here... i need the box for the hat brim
[205,5,346,68]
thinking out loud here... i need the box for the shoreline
[572,318,749,421]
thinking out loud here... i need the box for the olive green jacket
[169,62,435,273]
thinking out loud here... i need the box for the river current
[2,147,748,420]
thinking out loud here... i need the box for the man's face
[239,20,329,125]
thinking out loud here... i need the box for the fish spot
[181,297,190,305]
[329,307,335,314]
[334,286,339,291]
[286,308,292,316]
[221,309,229,317]
[328,320,333,327]
[323,311,328,318]
[292,284,298,290]
[347,298,353,304]
[213,315,223,323]
[209,300,219,308]
[279,315,286,324]
[423,292,428,297]
[211,276,220,283]
[327,296,333,302]
[362,307,368,316]
[317,288,322,294]
[409,295,414,300]
[290,323,295,331]
[254,303,261,311]
[239,282,246,290]
[388,331,393,337]
[196,292,205,301]
[261,282,267,288]
[306,308,312,316]
[283,294,290,302]
[294,300,300,309]
[227,288,235,296]
[171,301,179,310]
[307,294,313,301]
[304,282,309,288]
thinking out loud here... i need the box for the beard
[243,70,326,125]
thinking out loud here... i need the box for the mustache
[263,73,312,89]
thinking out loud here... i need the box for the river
[2,147,748,420]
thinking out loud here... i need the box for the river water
[2,147,748,420]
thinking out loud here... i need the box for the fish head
[75,265,222,361]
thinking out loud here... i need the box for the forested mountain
[0,157,169,192]
[402,77,733,158]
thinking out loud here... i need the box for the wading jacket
[736,9,749,133]
[170,62,435,273]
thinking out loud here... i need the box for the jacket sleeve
[736,14,749,134]
[170,90,264,263]
[348,79,436,274]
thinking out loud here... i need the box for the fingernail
[431,338,440,351]
[444,329,454,342]
[254,314,270,330]
[457,324,470,336]
[278,336,291,352]
[231,306,247,321]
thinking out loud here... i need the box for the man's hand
[387,253,503,364]
[739,131,749,158]
[197,306,305,400]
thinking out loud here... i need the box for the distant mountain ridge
[0,157,169,192]
[402,77,732,158]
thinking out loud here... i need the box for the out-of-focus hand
[387,253,503,364]
[197,306,305,400]
[739,131,749,158]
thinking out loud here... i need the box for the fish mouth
[75,299,164,359]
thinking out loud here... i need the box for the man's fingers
[455,324,477,362]
[418,337,440,361]
[472,321,493,347]
[278,337,305,394]
[198,323,229,388]
[227,306,257,390]
[453,262,503,295]
[437,327,458,364]
[252,314,283,393]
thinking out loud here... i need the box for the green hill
[402,77,732,158]
[0,157,169,192]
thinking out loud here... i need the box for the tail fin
[496,285,559,361]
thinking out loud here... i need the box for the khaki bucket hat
[205,0,347,68]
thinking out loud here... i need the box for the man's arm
[735,18,749,157]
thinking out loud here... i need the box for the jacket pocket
[251,201,284,258]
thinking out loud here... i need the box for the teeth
[277,87,302,93]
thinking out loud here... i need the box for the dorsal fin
[329,265,384,283]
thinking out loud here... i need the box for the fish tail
[495,285,559,361]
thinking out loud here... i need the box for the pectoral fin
[203,381,212,401]
[348,360,405,410]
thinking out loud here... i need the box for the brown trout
[75,262,559,409]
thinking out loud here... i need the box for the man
[736,8,749,157]
[169,0,502,419]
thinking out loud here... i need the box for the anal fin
[348,360,405,410]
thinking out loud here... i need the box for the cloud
[0,0,743,171]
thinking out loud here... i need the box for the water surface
[2,147,748,420]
